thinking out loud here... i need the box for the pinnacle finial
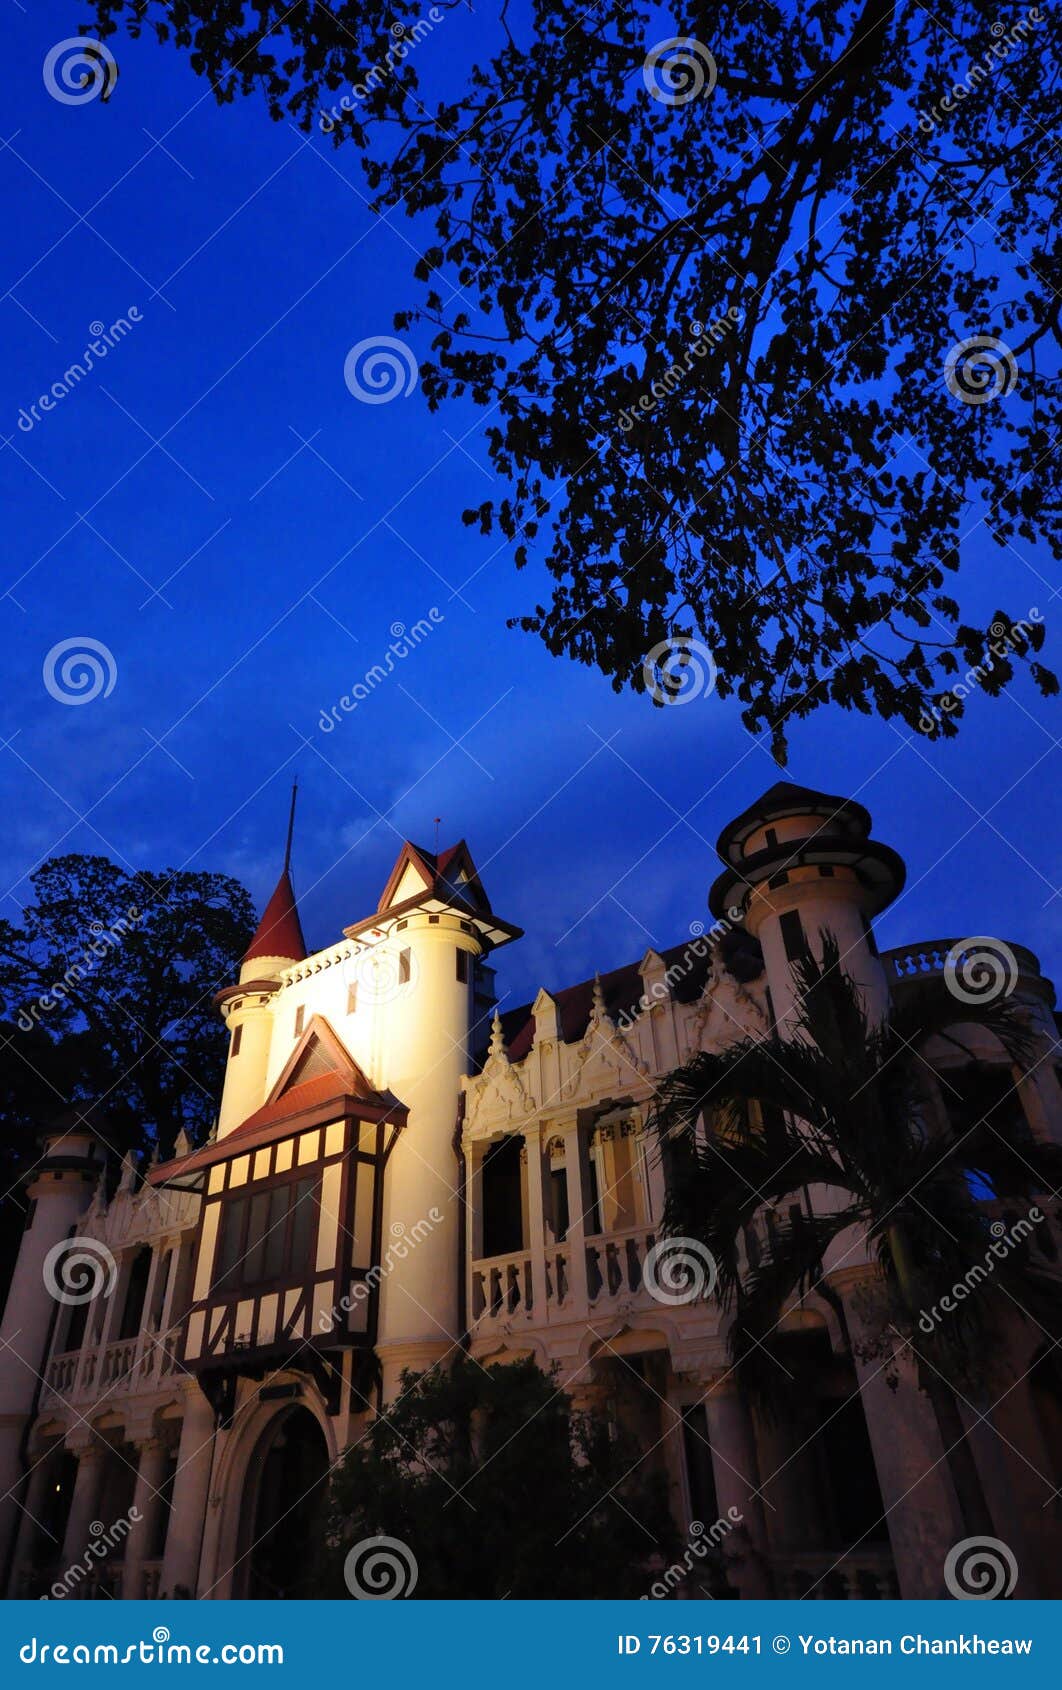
[591,972,607,1017]
[489,1008,506,1059]
[284,778,298,874]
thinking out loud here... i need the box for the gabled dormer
[346,838,521,952]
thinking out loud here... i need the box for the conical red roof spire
[243,782,307,965]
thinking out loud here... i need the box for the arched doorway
[240,1407,330,1598]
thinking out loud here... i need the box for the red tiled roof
[228,1072,351,1137]
[492,927,766,1065]
[244,868,306,963]
[147,1069,405,1185]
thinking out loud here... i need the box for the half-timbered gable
[148,1016,404,1409]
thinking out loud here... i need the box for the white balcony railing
[586,1222,656,1306]
[42,1330,179,1408]
[471,1221,660,1334]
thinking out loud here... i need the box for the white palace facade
[1,782,1061,1600]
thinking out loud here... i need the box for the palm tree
[648,935,1062,1541]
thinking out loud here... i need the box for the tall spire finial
[284,779,298,874]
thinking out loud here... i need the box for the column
[6,1447,60,1594]
[59,1439,105,1570]
[523,1126,548,1320]
[122,1437,170,1599]
[831,1264,960,1598]
[704,1378,771,1597]
[561,1119,590,1312]
[377,1340,451,1407]
[160,1384,215,1598]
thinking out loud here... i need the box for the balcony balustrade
[470,1222,661,1335]
[41,1330,179,1410]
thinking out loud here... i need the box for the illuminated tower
[709,782,905,1031]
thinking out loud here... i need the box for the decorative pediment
[562,977,648,1098]
[463,1011,535,1130]
[685,955,767,1056]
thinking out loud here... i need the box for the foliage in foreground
[326,1356,681,1598]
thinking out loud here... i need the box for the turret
[343,840,521,1391]
[0,1118,102,1568]
[215,787,306,1138]
[709,782,905,1031]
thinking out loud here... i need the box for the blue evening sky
[2,3,1060,1019]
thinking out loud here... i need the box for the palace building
[1,782,1060,1600]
